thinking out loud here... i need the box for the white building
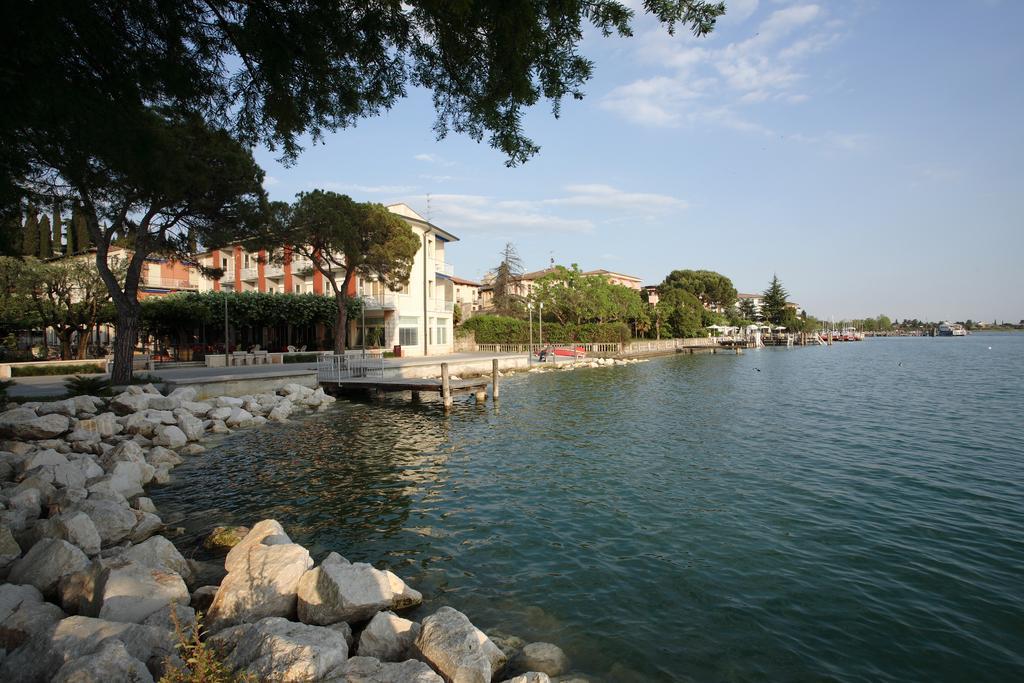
[195,203,458,356]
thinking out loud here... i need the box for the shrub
[160,610,254,683]
[65,375,112,397]
[11,362,106,377]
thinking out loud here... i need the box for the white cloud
[419,174,456,183]
[601,3,851,144]
[413,153,456,167]
[262,175,279,188]
[426,194,594,234]
[318,182,418,195]
[723,0,759,23]
[545,184,688,210]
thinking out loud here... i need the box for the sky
[254,0,1024,323]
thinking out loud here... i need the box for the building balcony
[265,264,284,278]
[436,262,455,277]
[142,276,198,291]
[240,267,258,281]
[361,294,398,309]
[433,298,454,312]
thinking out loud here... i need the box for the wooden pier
[321,360,499,412]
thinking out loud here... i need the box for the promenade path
[5,351,526,398]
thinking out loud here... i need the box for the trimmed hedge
[283,353,319,364]
[11,362,106,377]
[460,315,630,344]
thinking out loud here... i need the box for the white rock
[0,583,65,652]
[331,656,444,682]
[110,392,152,414]
[70,499,138,546]
[224,519,289,572]
[36,398,77,417]
[0,614,176,682]
[0,523,22,567]
[134,496,157,513]
[120,535,192,582]
[147,395,181,411]
[168,386,198,402]
[511,643,569,678]
[86,558,190,623]
[297,552,422,626]
[0,412,71,440]
[146,446,183,467]
[215,396,245,408]
[414,606,507,683]
[180,401,213,417]
[357,611,421,662]
[153,425,187,449]
[51,638,154,683]
[8,538,91,598]
[21,448,69,471]
[33,511,102,556]
[225,408,254,428]
[207,406,233,421]
[267,399,294,422]
[207,539,313,631]
[208,616,349,681]
[176,413,204,441]
[499,674,552,683]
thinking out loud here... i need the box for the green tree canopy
[265,192,419,353]
[530,264,645,327]
[761,274,790,326]
[658,269,737,310]
[491,243,526,316]
[656,288,704,338]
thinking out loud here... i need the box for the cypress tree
[761,274,790,326]
[52,202,63,255]
[72,204,92,252]
[22,206,39,257]
[39,214,52,258]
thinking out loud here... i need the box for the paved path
[5,352,528,398]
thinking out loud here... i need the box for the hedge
[11,362,106,377]
[460,315,630,344]
[283,353,319,364]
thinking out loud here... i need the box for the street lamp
[527,302,534,363]
[538,301,544,347]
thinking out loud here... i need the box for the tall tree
[59,109,266,383]
[761,274,790,326]
[737,297,759,322]
[492,243,525,316]
[52,202,63,255]
[38,215,52,258]
[269,192,419,353]
[659,269,737,310]
[2,2,723,206]
[22,206,39,257]
[71,203,92,254]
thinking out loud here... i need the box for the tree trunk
[334,293,348,354]
[59,330,73,360]
[111,305,140,385]
[77,323,94,359]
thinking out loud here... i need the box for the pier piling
[492,359,500,401]
[441,363,452,412]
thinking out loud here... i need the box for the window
[398,316,419,347]
[436,318,448,345]
[294,284,301,294]
[244,254,251,268]
[221,257,228,269]
[428,318,434,345]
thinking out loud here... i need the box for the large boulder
[208,616,349,681]
[509,643,569,678]
[120,535,193,583]
[0,614,176,682]
[224,519,288,571]
[206,537,313,631]
[0,412,70,440]
[83,558,190,623]
[51,638,154,683]
[0,583,65,651]
[176,413,204,441]
[36,399,77,417]
[32,512,102,556]
[8,538,90,599]
[225,408,254,428]
[147,395,181,411]
[203,525,250,552]
[100,440,146,468]
[110,392,152,414]
[267,399,294,422]
[498,674,551,683]
[331,656,444,683]
[146,446,183,468]
[74,412,120,438]
[0,523,22,567]
[20,448,69,471]
[414,607,507,683]
[356,611,420,662]
[297,553,422,626]
[152,425,187,449]
[69,499,139,547]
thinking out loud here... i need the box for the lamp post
[527,302,534,364]
[538,302,544,347]
[223,295,230,361]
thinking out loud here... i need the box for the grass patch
[10,362,106,377]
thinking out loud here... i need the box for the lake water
[151,333,1024,682]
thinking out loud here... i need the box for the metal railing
[142,276,198,291]
[316,352,385,382]
[265,264,284,277]
[361,293,398,309]
[240,267,259,280]
[434,298,454,312]
[476,342,623,354]
[436,262,455,276]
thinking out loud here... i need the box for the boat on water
[938,322,967,336]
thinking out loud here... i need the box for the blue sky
[254,1,1023,322]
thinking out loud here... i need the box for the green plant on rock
[160,610,254,683]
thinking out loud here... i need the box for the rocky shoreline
[0,382,579,682]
